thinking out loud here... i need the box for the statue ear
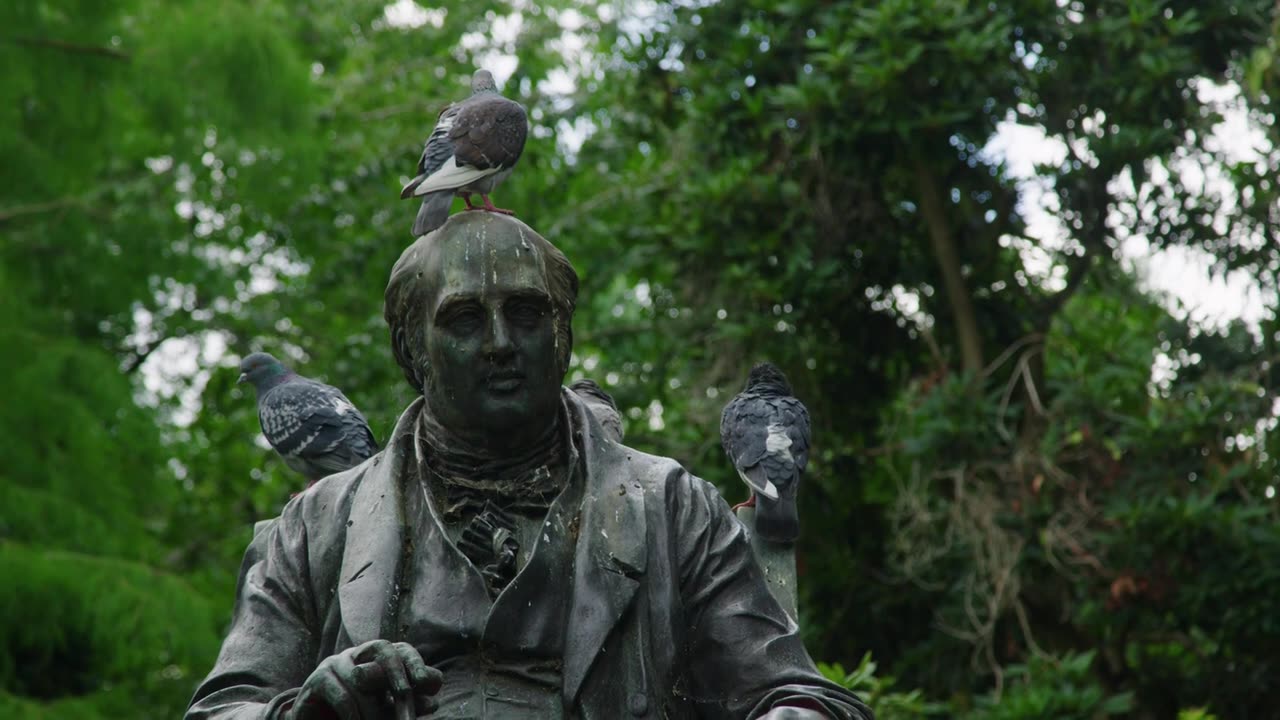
[558,326,574,377]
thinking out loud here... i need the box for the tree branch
[122,340,167,376]
[0,197,83,224]
[1038,251,1094,318]
[11,37,131,61]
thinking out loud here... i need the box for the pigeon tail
[413,190,454,237]
[754,496,800,543]
[737,464,780,501]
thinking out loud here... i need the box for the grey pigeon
[238,352,378,485]
[570,378,624,442]
[719,362,810,543]
[400,69,529,237]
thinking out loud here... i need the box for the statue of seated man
[187,213,872,720]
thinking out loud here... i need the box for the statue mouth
[487,371,525,392]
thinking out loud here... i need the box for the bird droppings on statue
[719,362,811,543]
[238,351,379,488]
[400,69,529,237]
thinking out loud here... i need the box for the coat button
[629,691,649,716]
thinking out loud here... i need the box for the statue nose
[485,313,514,353]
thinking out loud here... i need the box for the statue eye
[442,306,483,333]
[507,298,546,326]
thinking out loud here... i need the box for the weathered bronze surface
[187,213,871,719]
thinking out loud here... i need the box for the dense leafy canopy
[2,0,1277,717]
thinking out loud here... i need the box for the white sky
[984,79,1272,335]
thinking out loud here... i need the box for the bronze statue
[188,213,871,719]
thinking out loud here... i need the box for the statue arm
[186,504,322,719]
[670,472,873,720]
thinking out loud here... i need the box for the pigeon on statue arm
[400,69,529,237]
[238,352,378,486]
[719,362,810,543]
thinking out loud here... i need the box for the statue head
[385,212,579,449]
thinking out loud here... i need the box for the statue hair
[383,217,579,394]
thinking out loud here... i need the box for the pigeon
[570,378,624,442]
[400,69,529,237]
[719,362,810,543]
[238,352,378,485]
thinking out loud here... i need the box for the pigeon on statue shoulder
[238,352,378,487]
[400,68,529,237]
[719,362,810,543]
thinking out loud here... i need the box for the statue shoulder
[595,440,714,502]
[278,450,382,533]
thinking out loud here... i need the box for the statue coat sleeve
[667,472,873,720]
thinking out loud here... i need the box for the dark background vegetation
[3,0,1279,717]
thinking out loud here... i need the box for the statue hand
[287,640,442,719]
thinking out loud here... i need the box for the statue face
[419,222,565,448]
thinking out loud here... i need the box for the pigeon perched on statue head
[400,68,529,237]
[570,378,624,442]
[238,352,379,486]
[719,361,810,543]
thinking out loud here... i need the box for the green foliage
[965,652,1132,720]
[820,653,946,719]
[0,543,221,718]
[3,0,1278,715]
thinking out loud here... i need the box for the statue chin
[428,384,561,450]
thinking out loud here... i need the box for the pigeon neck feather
[255,368,295,393]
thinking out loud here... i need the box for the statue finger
[394,642,443,694]
[351,638,393,665]
[349,661,386,693]
[307,663,364,720]
[368,644,414,699]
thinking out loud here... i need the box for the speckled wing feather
[258,379,377,481]
[449,94,528,170]
[401,104,462,199]
[721,389,809,542]
[721,393,779,500]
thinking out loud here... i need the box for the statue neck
[416,398,564,482]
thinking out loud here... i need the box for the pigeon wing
[780,396,811,474]
[260,380,377,477]
[757,395,810,497]
[449,95,528,171]
[720,394,781,500]
[401,104,462,199]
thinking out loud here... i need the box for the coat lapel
[563,393,649,706]
[337,398,422,646]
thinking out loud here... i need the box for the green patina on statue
[188,212,871,720]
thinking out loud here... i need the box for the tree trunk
[915,159,984,375]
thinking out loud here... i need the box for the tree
[3,0,1277,716]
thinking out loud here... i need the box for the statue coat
[187,392,871,719]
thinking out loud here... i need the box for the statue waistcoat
[395,438,587,719]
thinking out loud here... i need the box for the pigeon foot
[461,193,477,210]
[479,195,515,215]
[730,494,757,512]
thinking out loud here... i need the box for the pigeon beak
[237,373,248,385]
